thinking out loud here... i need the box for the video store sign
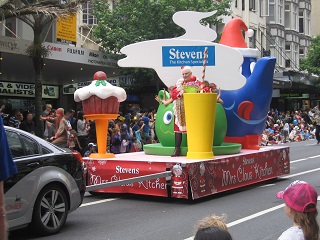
[0,81,59,99]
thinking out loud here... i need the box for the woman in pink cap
[276,180,319,240]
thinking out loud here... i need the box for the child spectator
[194,214,232,240]
[68,129,82,152]
[83,143,97,157]
[130,137,140,152]
[120,133,130,153]
[276,180,319,240]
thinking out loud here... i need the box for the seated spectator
[194,214,232,240]
[83,143,97,157]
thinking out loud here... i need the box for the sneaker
[317,141,320,144]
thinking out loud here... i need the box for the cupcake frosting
[74,80,127,102]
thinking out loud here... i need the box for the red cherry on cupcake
[93,71,107,80]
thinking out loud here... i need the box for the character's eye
[163,111,173,124]
[239,66,242,74]
[250,62,256,73]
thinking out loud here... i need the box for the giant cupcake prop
[74,71,127,158]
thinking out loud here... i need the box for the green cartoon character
[143,90,240,156]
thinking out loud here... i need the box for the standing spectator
[87,120,96,144]
[111,128,121,154]
[141,111,151,144]
[51,108,70,147]
[276,180,319,240]
[148,110,156,143]
[19,112,35,134]
[282,122,290,143]
[0,115,18,240]
[311,106,320,144]
[76,111,88,154]
[8,109,21,128]
[41,104,54,138]
[0,104,5,117]
[194,214,232,240]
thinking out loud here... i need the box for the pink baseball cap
[276,180,318,213]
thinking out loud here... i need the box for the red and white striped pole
[202,47,208,82]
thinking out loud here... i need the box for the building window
[82,2,97,25]
[284,3,290,29]
[249,29,256,48]
[271,37,284,68]
[5,18,16,38]
[306,12,310,35]
[299,48,304,55]
[249,0,256,11]
[278,0,284,25]
[260,0,269,17]
[235,0,238,8]
[285,59,290,68]
[299,10,304,33]
[293,5,298,31]
[269,0,275,22]
[242,0,245,10]
[285,44,290,50]
[293,43,299,69]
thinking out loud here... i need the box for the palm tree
[0,0,88,137]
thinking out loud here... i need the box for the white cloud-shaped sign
[117,11,246,90]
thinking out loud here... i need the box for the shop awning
[273,76,292,88]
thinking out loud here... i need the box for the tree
[92,0,232,91]
[0,0,88,137]
[300,35,320,79]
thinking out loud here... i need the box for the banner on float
[162,45,215,67]
[189,148,290,199]
[84,159,168,197]
[0,81,59,99]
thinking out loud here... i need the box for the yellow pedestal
[85,114,118,158]
[184,93,217,159]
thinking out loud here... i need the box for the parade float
[80,11,290,200]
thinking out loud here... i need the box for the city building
[0,1,318,114]
[0,1,134,114]
[228,0,316,112]
[311,0,320,36]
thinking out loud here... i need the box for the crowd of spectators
[2,99,320,155]
[261,107,320,146]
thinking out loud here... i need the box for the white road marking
[81,153,320,240]
[280,167,320,179]
[185,196,320,240]
[226,204,285,228]
[80,198,118,207]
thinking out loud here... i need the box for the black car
[4,126,86,236]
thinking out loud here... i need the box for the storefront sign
[280,93,301,98]
[84,160,168,197]
[63,79,119,94]
[56,14,77,45]
[0,81,59,99]
[0,36,118,68]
